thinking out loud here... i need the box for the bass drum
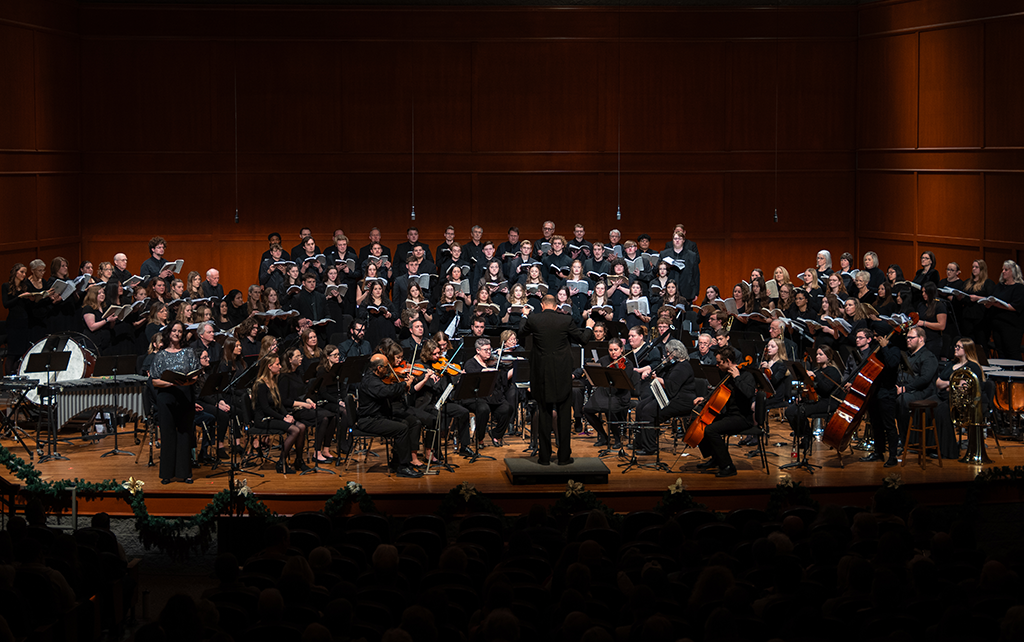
[18,333,99,404]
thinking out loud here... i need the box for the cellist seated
[693,346,757,478]
[635,339,697,455]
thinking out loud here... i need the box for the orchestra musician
[636,340,697,454]
[857,324,904,468]
[694,346,757,478]
[418,339,475,458]
[356,354,423,478]
[462,339,514,448]
[931,337,985,459]
[784,346,841,452]
[583,337,633,448]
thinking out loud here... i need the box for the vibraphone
[44,375,150,428]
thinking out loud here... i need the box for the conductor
[520,294,595,465]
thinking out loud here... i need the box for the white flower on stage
[122,477,144,496]
[777,474,794,488]
[668,478,685,494]
[884,473,903,489]
[459,481,477,501]
[346,481,363,494]
[235,479,252,497]
[566,480,584,497]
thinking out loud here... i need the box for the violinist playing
[378,339,435,469]
[356,353,423,478]
[695,346,757,478]
[784,346,842,453]
[635,340,697,456]
[419,339,475,458]
[583,338,633,449]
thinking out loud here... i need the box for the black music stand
[779,361,822,474]
[0,379,37,459]
[583,341,610,364]
[332,355,370,467]
[222,362,266,476]
[453,370,499,463]
[582,364,634,459]
[425,380,458,476]
[604,320,629,340]
[26,351,72,463]
[205,370,264,479]
[94,355,138,457]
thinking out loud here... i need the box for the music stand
[26,351,72,463]
[604,320,629,340]
[93,354,138,457]
[330,355,369,467]
[221,362,266,476]
[583,365,636,460]
[452,370,499,463]
[583,341,610,364]
[779,361,822,474]
[0,379,37,459]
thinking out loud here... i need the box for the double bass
[820,313,918,453]
[682,355,753,448]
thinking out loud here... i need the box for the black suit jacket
[294,288,328,322]
[519,309,592,403]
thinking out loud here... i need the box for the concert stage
[2,416,1020,518]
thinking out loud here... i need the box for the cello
[682,355,753,448]
[820,313,918,453]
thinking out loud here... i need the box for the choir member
[916,282,948,359]
[980,260,1024,359]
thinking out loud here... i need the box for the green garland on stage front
[5,440,1024,556]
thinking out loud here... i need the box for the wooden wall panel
[917,173,984,241]
[474,174,601,232]
[985,18,1024,147]
[620,42,727,152]
[726,42,776,152]
[986,174,1024,246]
[924,243,986,279]
[857,33,918,149]
[81,39,215,152]
[36,174,80,239]
[857,173,917,236]
[341,42,473,153]
[919,26,983,149]
[0,23,36,151]
[473,42,611,152]
[623,174,725,236]
[81,174,216,238]
[777,40,857,151]
[34,31,80,152]
[0,176,38,244]
[861,237,917,275]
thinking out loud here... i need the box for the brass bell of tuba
[951,367,990,465]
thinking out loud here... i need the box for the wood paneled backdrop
[2,0,1022,319]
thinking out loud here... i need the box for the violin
[612,355,627,370]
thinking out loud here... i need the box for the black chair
[341,393,393,475]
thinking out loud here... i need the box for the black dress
[2,283,31,363]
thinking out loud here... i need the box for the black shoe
[859,453,883,463]
[537,458,551,466]
[183,478,193,484]
[216,448,229,460]
[884,458,899,468]
[635,448,657,457]
[716,465,738,478]
[557,457,574,466]
[294,458,309,472]
[492,438,504,448]
[276,461,295,474]
[738,435,758,447]
[594,437,609,447]
[457,446,475,458]
[611,441,623,449]
[396,465,423,478]
[161,478,172,485]
[695,460,718,470]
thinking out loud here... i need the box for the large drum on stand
[17,333,98,405]
[989,370,1024,439]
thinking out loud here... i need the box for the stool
[902,399,942,469]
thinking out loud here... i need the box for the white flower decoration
[566,480,584,497]
[122,477,145,496]
[668,478,685,495]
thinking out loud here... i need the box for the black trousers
[357,416,413,466]
[463,399,512,441]
[156,386,195,480]
[785,398,833,445]
[867,389,899,458]
[535,394,573,464]
[698,414,753,469]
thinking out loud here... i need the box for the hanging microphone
[411,205,416,221]
[616,206,621,221]
[774,208,778,223]
[234,208,239,224]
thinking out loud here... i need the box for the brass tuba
[950,367,990,464]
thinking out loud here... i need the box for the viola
[821,312,919,453]
[683,355,753,448]
[431,357,464,376]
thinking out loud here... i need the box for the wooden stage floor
[3,416,1021,517]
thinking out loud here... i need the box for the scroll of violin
[683,355,753,448]
[821,313,919,452]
